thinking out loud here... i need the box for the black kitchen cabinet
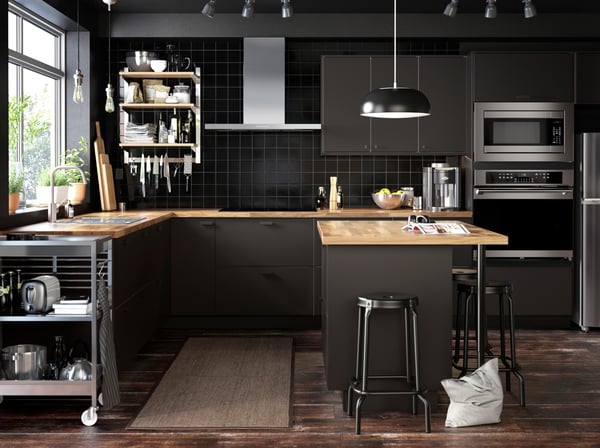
[575,52,600,104]
[170,219,216,315]
[215,219,316,315]
[321,55,467,155]
[112,220,170,367]
[419,56,468,154]
[471,52,574,102]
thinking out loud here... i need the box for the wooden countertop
[317,220,508,246]
[4,208,472,239]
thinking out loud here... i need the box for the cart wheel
[81,407,98,426]
[98,392,103,407]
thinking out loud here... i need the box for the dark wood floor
[1,327,600,447]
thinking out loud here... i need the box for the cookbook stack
[52,296,91,315]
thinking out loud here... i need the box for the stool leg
[411,305,431,433]
[355,306,372,435]
[348,306,364,417]
[405,307,416,415]
[453,288,464,365]
[498,291,511,392]
[506,291,526,407]
[461,291,473,376]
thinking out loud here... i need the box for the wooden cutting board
[102,159,117,211]
[94,122,107,210]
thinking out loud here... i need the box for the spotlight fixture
[359,0,430,119]
[523,0,537,18]
[484,0,497,18]
[242,0,255,18]
[443,0,459,18]
[281,0,293,19]
[202,0,217,18]
[72,0,83,104]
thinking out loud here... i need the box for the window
[8,2,64,208]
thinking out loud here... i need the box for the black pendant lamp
[360,0,431,119]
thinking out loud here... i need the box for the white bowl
[150,60,167,72]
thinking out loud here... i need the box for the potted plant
[8,166,23,214]
[36,168,70,206]
[63,137,90,205]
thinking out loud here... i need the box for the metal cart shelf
[0,235,112,426]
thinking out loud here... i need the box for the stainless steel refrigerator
[574,132,600,331]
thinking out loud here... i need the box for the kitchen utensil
[183,154,192,192]
[146,154,152,187]
[125,50,157,72]
[164,153,171,193]
[21,275,61,314]
[1,344,47,380]
[59,358,93,381]
[372,193,403,210]
[150,59,167,72]
[140,154,146,197]
[153,155,159,190]
[401,187,415,207]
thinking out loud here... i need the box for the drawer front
[216,219,313,266]
[216,267,314,315]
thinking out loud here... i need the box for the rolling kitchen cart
[0,234,112,426]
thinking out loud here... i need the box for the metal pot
[1,344,47,380]
[59,358,93,381]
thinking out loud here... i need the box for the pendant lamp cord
[76,0,80,70]
[107,8,111,81]
[393,0,397,89]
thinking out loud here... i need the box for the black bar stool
[453,278,525,406]
[347,292,431,434]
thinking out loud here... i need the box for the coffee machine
[423,163,461,211]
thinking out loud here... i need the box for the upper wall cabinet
[321,55,468,156]
[471,52,574,102]
[575,52,600,104]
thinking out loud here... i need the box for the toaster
[21,275,61,314]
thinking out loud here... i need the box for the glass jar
[173,84,190,103]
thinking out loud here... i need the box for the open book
[409,221,470,234]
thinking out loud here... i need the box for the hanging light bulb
[72,0,84,104]
[73,68,84,104]
[281,0,293,18]
[105,84,115,113]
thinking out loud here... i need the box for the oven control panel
[474,169,574,187]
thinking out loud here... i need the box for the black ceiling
[94,0,600,15]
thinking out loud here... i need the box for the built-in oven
[473,169,573,258]
[474,102,574,163]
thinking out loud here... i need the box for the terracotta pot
[68,182,87,205]
[8,192,20,215]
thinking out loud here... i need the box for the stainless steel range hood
[205,37,320,131]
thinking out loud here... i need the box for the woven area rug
[128,337,294,430]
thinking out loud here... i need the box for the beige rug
[129,337,293,429]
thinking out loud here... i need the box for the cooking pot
[1,344,47,380]
[59,358,93,381]
[21,275,61,314]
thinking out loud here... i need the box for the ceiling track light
[281,0,293,19]
[443,0,459,18]
[523,0,537,18]
[242,0,255,19]
[359,0,431,119]
[202,0,217,18]
[484,0,497,18]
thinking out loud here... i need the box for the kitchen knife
[153,155,159,190]
[146,154,152,187]
[140,153,146,197]
[164,153,171,193]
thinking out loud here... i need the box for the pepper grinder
[329,176,338,210]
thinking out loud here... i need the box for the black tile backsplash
[115,38,458,210]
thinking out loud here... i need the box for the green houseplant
[63,136,89,204]
[8,166,23,214]
[35,168,70,206]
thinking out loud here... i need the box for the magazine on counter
[409,221,470,234]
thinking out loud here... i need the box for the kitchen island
[317,220,507,408]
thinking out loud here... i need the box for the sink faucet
[48,165,87,223]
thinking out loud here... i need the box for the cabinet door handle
[373,144,378,150]
[260,271,276,276]
[259,221,274,226]
[200,221,215,227]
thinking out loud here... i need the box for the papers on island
[51,296,92,315]
[406,221,470,234]
[123,122,157,144]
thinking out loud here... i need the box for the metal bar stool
[347,292,431,434]
[454,278,526,406]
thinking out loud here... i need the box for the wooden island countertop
[317,220,508,246]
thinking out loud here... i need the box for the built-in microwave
[474,102,574,162]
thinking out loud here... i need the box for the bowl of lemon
[371,188,404,209]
